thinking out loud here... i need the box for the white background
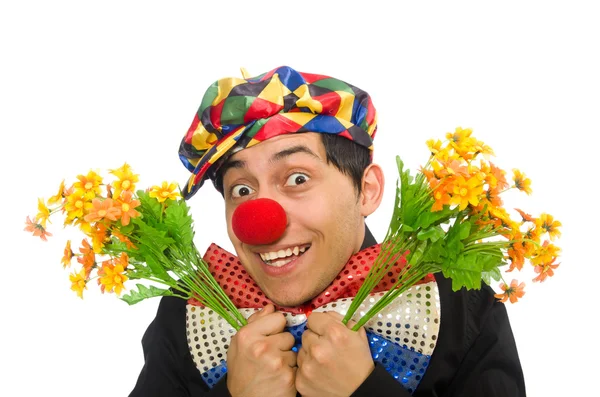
[1,1,597,396]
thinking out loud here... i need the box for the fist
[226,304,298,397]
[296,312,374,397]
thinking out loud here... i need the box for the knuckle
[268,356,284,371]
[309,344,329,364]
[328,326,348,345]
[250,340,268,358]
[235,327,252,344]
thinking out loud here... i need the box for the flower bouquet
[25,163,248,330]
[342,127,561,329]
[26,127,561,332]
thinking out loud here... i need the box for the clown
[130,66,525,397]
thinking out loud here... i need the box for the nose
[231,198,287,245]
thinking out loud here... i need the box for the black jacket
[130,227,525,396]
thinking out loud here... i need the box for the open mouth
[259,245,311,267]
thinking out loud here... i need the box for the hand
[296,312,374,397]
[226,304,297,397]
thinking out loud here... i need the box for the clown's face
[222,133,378,306]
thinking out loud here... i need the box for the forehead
[228,133,326,164]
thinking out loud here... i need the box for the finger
[301,328,320,348]
[270,330,296,351]
[248,311,288,336]
[282,350,298,368]
[306,311,340,336]
[296,346,307,368]
[325,311,344,321]
[247,304,275,324]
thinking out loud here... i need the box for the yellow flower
[512,169,532,195]
[426,139,444,155]
[64,190,89,222]
[149,182,180,203]
[74,171,103,200]
[535,213,561,240]
[99,254,129,295]
[35,198,51,228]
[47,180,66,205]
[530,240,561,266]
[110,163,140,198]
[449,175,484,211]
[70,268,87,299]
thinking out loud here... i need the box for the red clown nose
[231,198,287,245]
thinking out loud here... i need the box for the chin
[265,285,321,308]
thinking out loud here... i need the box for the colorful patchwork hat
[178,66,378,199]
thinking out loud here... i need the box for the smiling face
[221,133,379,306]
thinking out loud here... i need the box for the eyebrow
[220,144,321,178]
[269,145,321,164]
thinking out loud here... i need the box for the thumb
[247,303,275,324]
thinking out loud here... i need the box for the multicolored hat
[178,66,378,199]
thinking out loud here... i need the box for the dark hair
[213,134,372,195]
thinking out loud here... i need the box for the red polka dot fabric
[188,243,434,314]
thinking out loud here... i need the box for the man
[130,66,526,396]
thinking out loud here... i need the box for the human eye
[285,172,310,187]
[230,184,255,198]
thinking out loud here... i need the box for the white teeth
[259,245,310,264]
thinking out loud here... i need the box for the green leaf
[421,238,445,264]
[406,239,428,266]
[417,225,445,242]
[442,252,484,291]
[132,218,175,251]
[164,199,195,248]
[481,266,502,286]
[136,190,163,222]
[121,284,174,305]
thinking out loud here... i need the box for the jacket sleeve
[354,273,526,397]
[444,288,526,396]
[129,296,231,397]
[415,273,526,397]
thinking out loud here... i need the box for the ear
[359,163,385,217]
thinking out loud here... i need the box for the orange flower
[112,229,137,249]
[431,186,452,212]
[507,242,526,272]
[514,208,534,223]
[90,223,110,253]
[77,239,95,275]
[24,216,52,241]
[494,279,526,303]
[61,240,74,268]
[83,198,121,223]
[116,191,141,226]
[149,181,180,203]
[535,213,561,240]
[533,258,560,282]
[512,169,532,195]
